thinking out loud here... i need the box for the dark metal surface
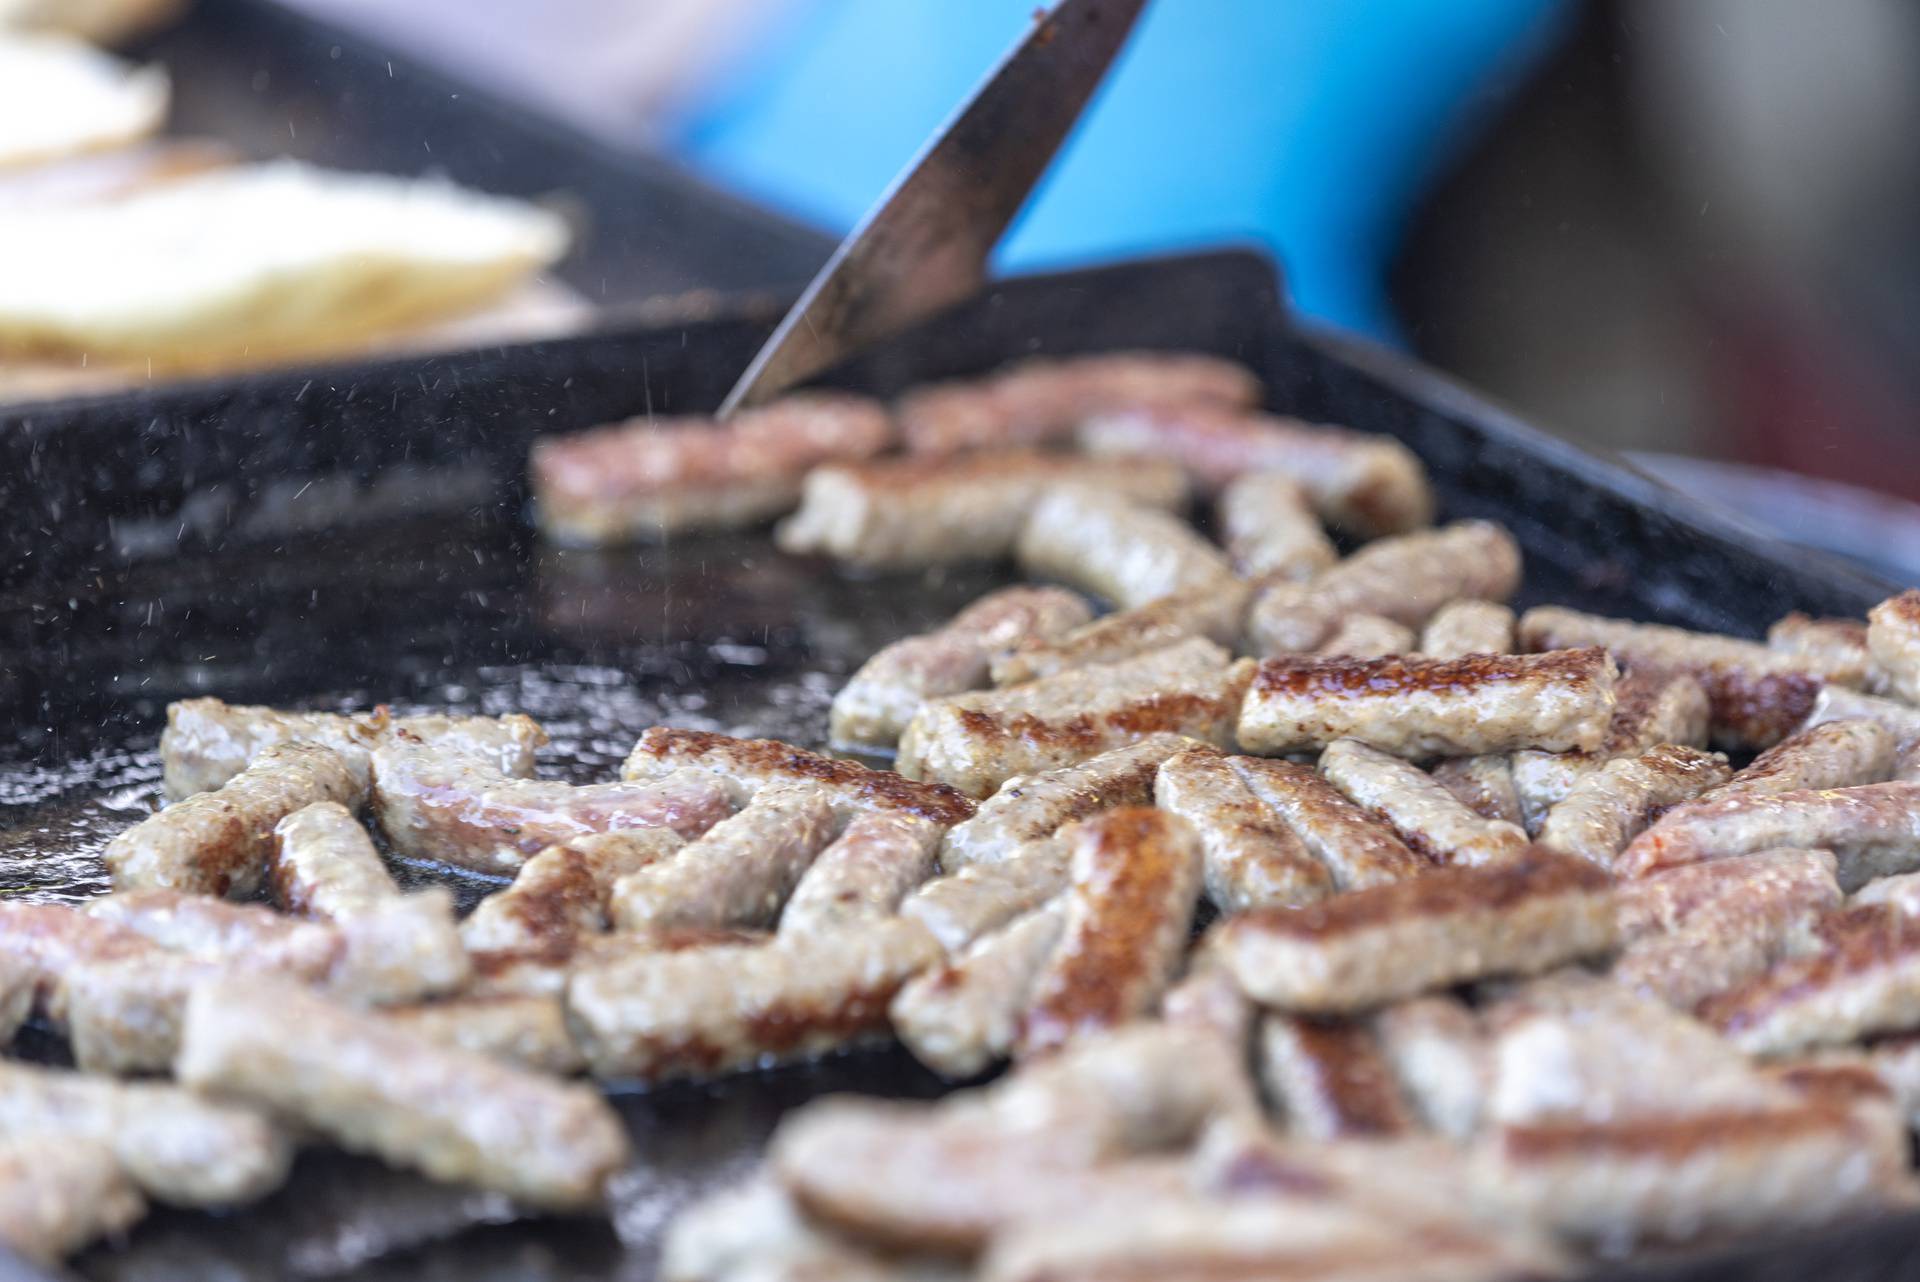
[718,0,1148,413]
[0,249,1905,1279]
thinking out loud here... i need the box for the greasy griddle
[0,250,1911,1281]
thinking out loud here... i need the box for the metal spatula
[718,0,1150,416]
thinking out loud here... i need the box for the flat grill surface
[0,251,1907,1280]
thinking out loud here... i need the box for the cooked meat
[1510,670,1712,832]
[378,994,584,1075]
[0,1137,145,1264]
[1419,600,1517,659]
[939,735,1192,868]
[1868,590,1920,704]
[1805,685,1920,753]
[1536,744,1731,868]
[892,900,1067,1078]
[1614,848,1841,943]
[1471,1104,1914,1247]
[566,919,940,1081]
[661,1171,930,1282]
[1861,1034,1920,1131]
[273,801,470,1001]
[1430,755,1525,827]
[1856,871,1920,915]
[1160,949,1256,1048]
[175,974,629,1209]
[774,450,1188,570]
[1217,471,1337,581]
[1155,746,1335,911]
[1700,719,1893,805]
[85,888,340,977]
[159,696,544,798]
[1770,613,1877,690]
[0,901,166,1020]
[1373,996,1489,1139]
[373,732,739,874]
[1258,1014,1414,1139]
[830,586,1092,749]
[63,953,263,1074]
[1703,905,1920,1055]
[989,582,1250,687]
[1313,612,1416,659]
[898,838,1074,952]
[1236,648,1618,758]
[1230,757,1428,889]
[1076,402,1434,536]
[1015,809,1203,1057]
[459,827,685,955]
[1321,738,1529,868]
[529,392,893,544]
[1517,605,1846,749]
[780,811,941,936]
[1617,780,1920,886]
[609,786,840,931]
[1247,522,1520,654]
[105,742,369,896]
[1612,850,1841,1010]
[464,926,772,1000]
[621,727,977,827]
[1015,485,1238,611]
[1215,851,1617,1012]
[898,351,1260,455]
[899,638,1254,798]
[0,955,33,1049]
[0,1061,290,1206]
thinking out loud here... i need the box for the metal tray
[0,249,1909,1280]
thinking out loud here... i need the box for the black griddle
[2,248,1913,1280]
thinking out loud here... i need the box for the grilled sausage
[1517,605,1850,749]
[159,696,544,799]
[610,786,840,931]
[373,732,738,874]
[899,638,1254,798]
[0,1137,145,1264]
[273,801,470,1001]
[1229,756,1428,889]
[566,918,941,1082]
[1373,996,1489,1139]
[1618,780,1920,886]
[1258,1013,1414,1139]
[1430,755,1525,827]
[1702,905,1920,1055]
[1535,744,1731,869]
[1160,948,1256,1049]
[1015,485,1238,611]
[176,974,629,1209]
[530,392,893,544]
[1804,684,1920,751]
[1313,612,1416,659]
[1237,648,1617,759]
[0,1061,290,1207]
[780,811,941,936]
[1216,851,1617,1012]
[85,888,340,977]
[621,727,976,828]
[1612,850,1841,1011]
[892,899,1067,1078]
[1321,738,1530,868]
[1419,600,1517,658]
[898,838,1074,952]
[1867,590,1920,704]
[1076,402,1434,536]
[459,827,685,955]
[0,901,166,1024]
[377,994,584,1075]
[1154,745,1335,911]
[939,735,1192,870]
[1770,612,1877,689]
[1698,719,1893,805]
[1247,522,1520,654]
[988,581,1250,687]
[105,742,369,896]
[1015,809,1204,1057]
[1510,669,1712,831]
[830,586,1092,749]
[775,450,1188,570]
[898,351,1260,455]
[1217,471,1337,582]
